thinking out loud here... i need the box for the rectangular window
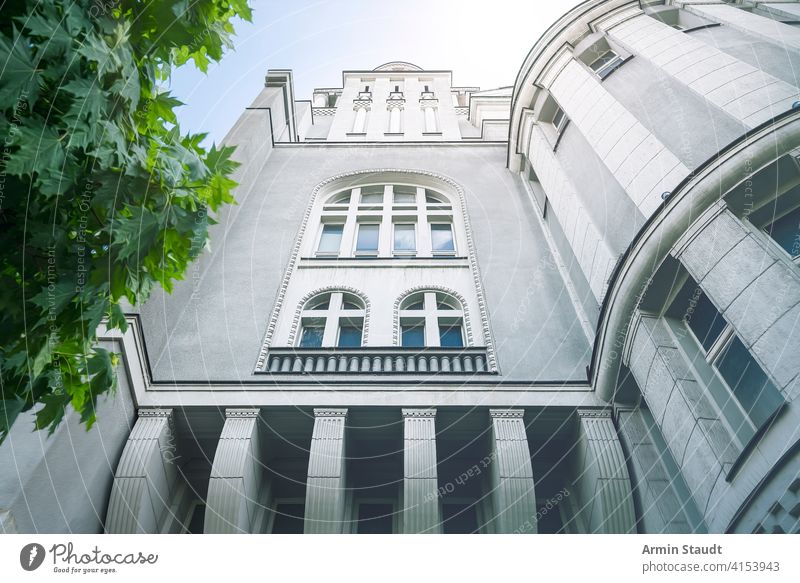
[431,223,455,254]
[763,206,800,259]
[337,324,363,348]
[715,335,784,429]
[393,224,416,253]
[401,323,425,348]
[317,224,343,255]
[588,50,623,78]
[299,326,324,348]
[551,106,568,134]
[356,223,380,254]
[439,324,464,348]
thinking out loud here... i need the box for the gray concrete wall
[139,145,590,382]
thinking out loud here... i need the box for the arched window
[398,291,464,348]
[298,291,366,348]
[313,184,457,258]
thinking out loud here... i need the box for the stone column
[304,408,348,533]
[205,408,263,533]
[402,409,441,533]
[488,409,538,533]
[574,410,637,533]
[105,409,177,533]
[674,202,800,393]
[598,6,797,127]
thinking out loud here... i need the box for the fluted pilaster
[304,408,348,533]
[574,409,636,533]
[204,408,263,533]
[402,409,441,533]
[489,409,537,533]
[105,409,177,533]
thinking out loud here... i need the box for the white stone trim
[255,168,498,373]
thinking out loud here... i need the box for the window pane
[589,51,618,72]
[393,186,416,203]
[338,325,362,347]
[401,324,425,347]
[356,224,379,252]
[318,224,343,254]
[360,186,384,204]
[431,224,455,252]
[685,291,727,352]
[764,207,800,258]
[405,299,424,310]
[299,326,324,347]
[308,299,329,310]
[439,324,463,348]
[716,336,783,428]
[394,224,416,251]
[552,107,565,130]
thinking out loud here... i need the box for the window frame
[316,222,345,257]
[430,222,456,255]
[392,222,417,256]
[354,222,381,256]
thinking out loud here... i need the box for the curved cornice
[591,110,800,402]
[255,168,498,373]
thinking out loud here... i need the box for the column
[547,48,689,216]
[681,1,800,52]
[402,409,441,533]
[674,203,800,392]
[488,409,538,533]
[105,409,178,533]
[352,104,368,133]
[599,6,797,127]
[304,408,348,533]
[573,410,637,533]
[205,408,264,533]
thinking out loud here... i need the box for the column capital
[489,409,525,419]
[402,408,437,418]
[576,408,613,419]
[137,408,174,433]
[225,408,260,419]
[313,408,348,418]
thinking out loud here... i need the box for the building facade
[2,0,799,534]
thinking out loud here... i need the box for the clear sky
[170,0,584,145]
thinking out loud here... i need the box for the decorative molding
[576,408,613,419]
[286,286,371,347]
[402,408,437,418]
[313,408,348,418]
[225,408,260,418]
[392,285,475,347]
[386,100,405,111]
[255,168,499,373]
[489,409,525,419]
[137,408,174,434]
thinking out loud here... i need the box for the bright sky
[170,0,584,144]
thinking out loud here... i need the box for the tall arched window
[312,184,457,258]
[298,291,366,348]
[398,291,464,348]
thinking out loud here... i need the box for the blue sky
[170,0,582,144]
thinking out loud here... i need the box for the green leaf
[4,117,66,179]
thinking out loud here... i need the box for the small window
[551,106,568,134]
[439,324,464,348]
[401,323,425,347]
[431,223,455,253]
[763,206,800,259]
[393,224,416,253]
[299,326,324,348]
[337,324,363,348]
[588,50,623,78]
[317,224,344,255]
[356,224,380,254]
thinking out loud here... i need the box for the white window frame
[297,291,366,348]
[398,291,465,348]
